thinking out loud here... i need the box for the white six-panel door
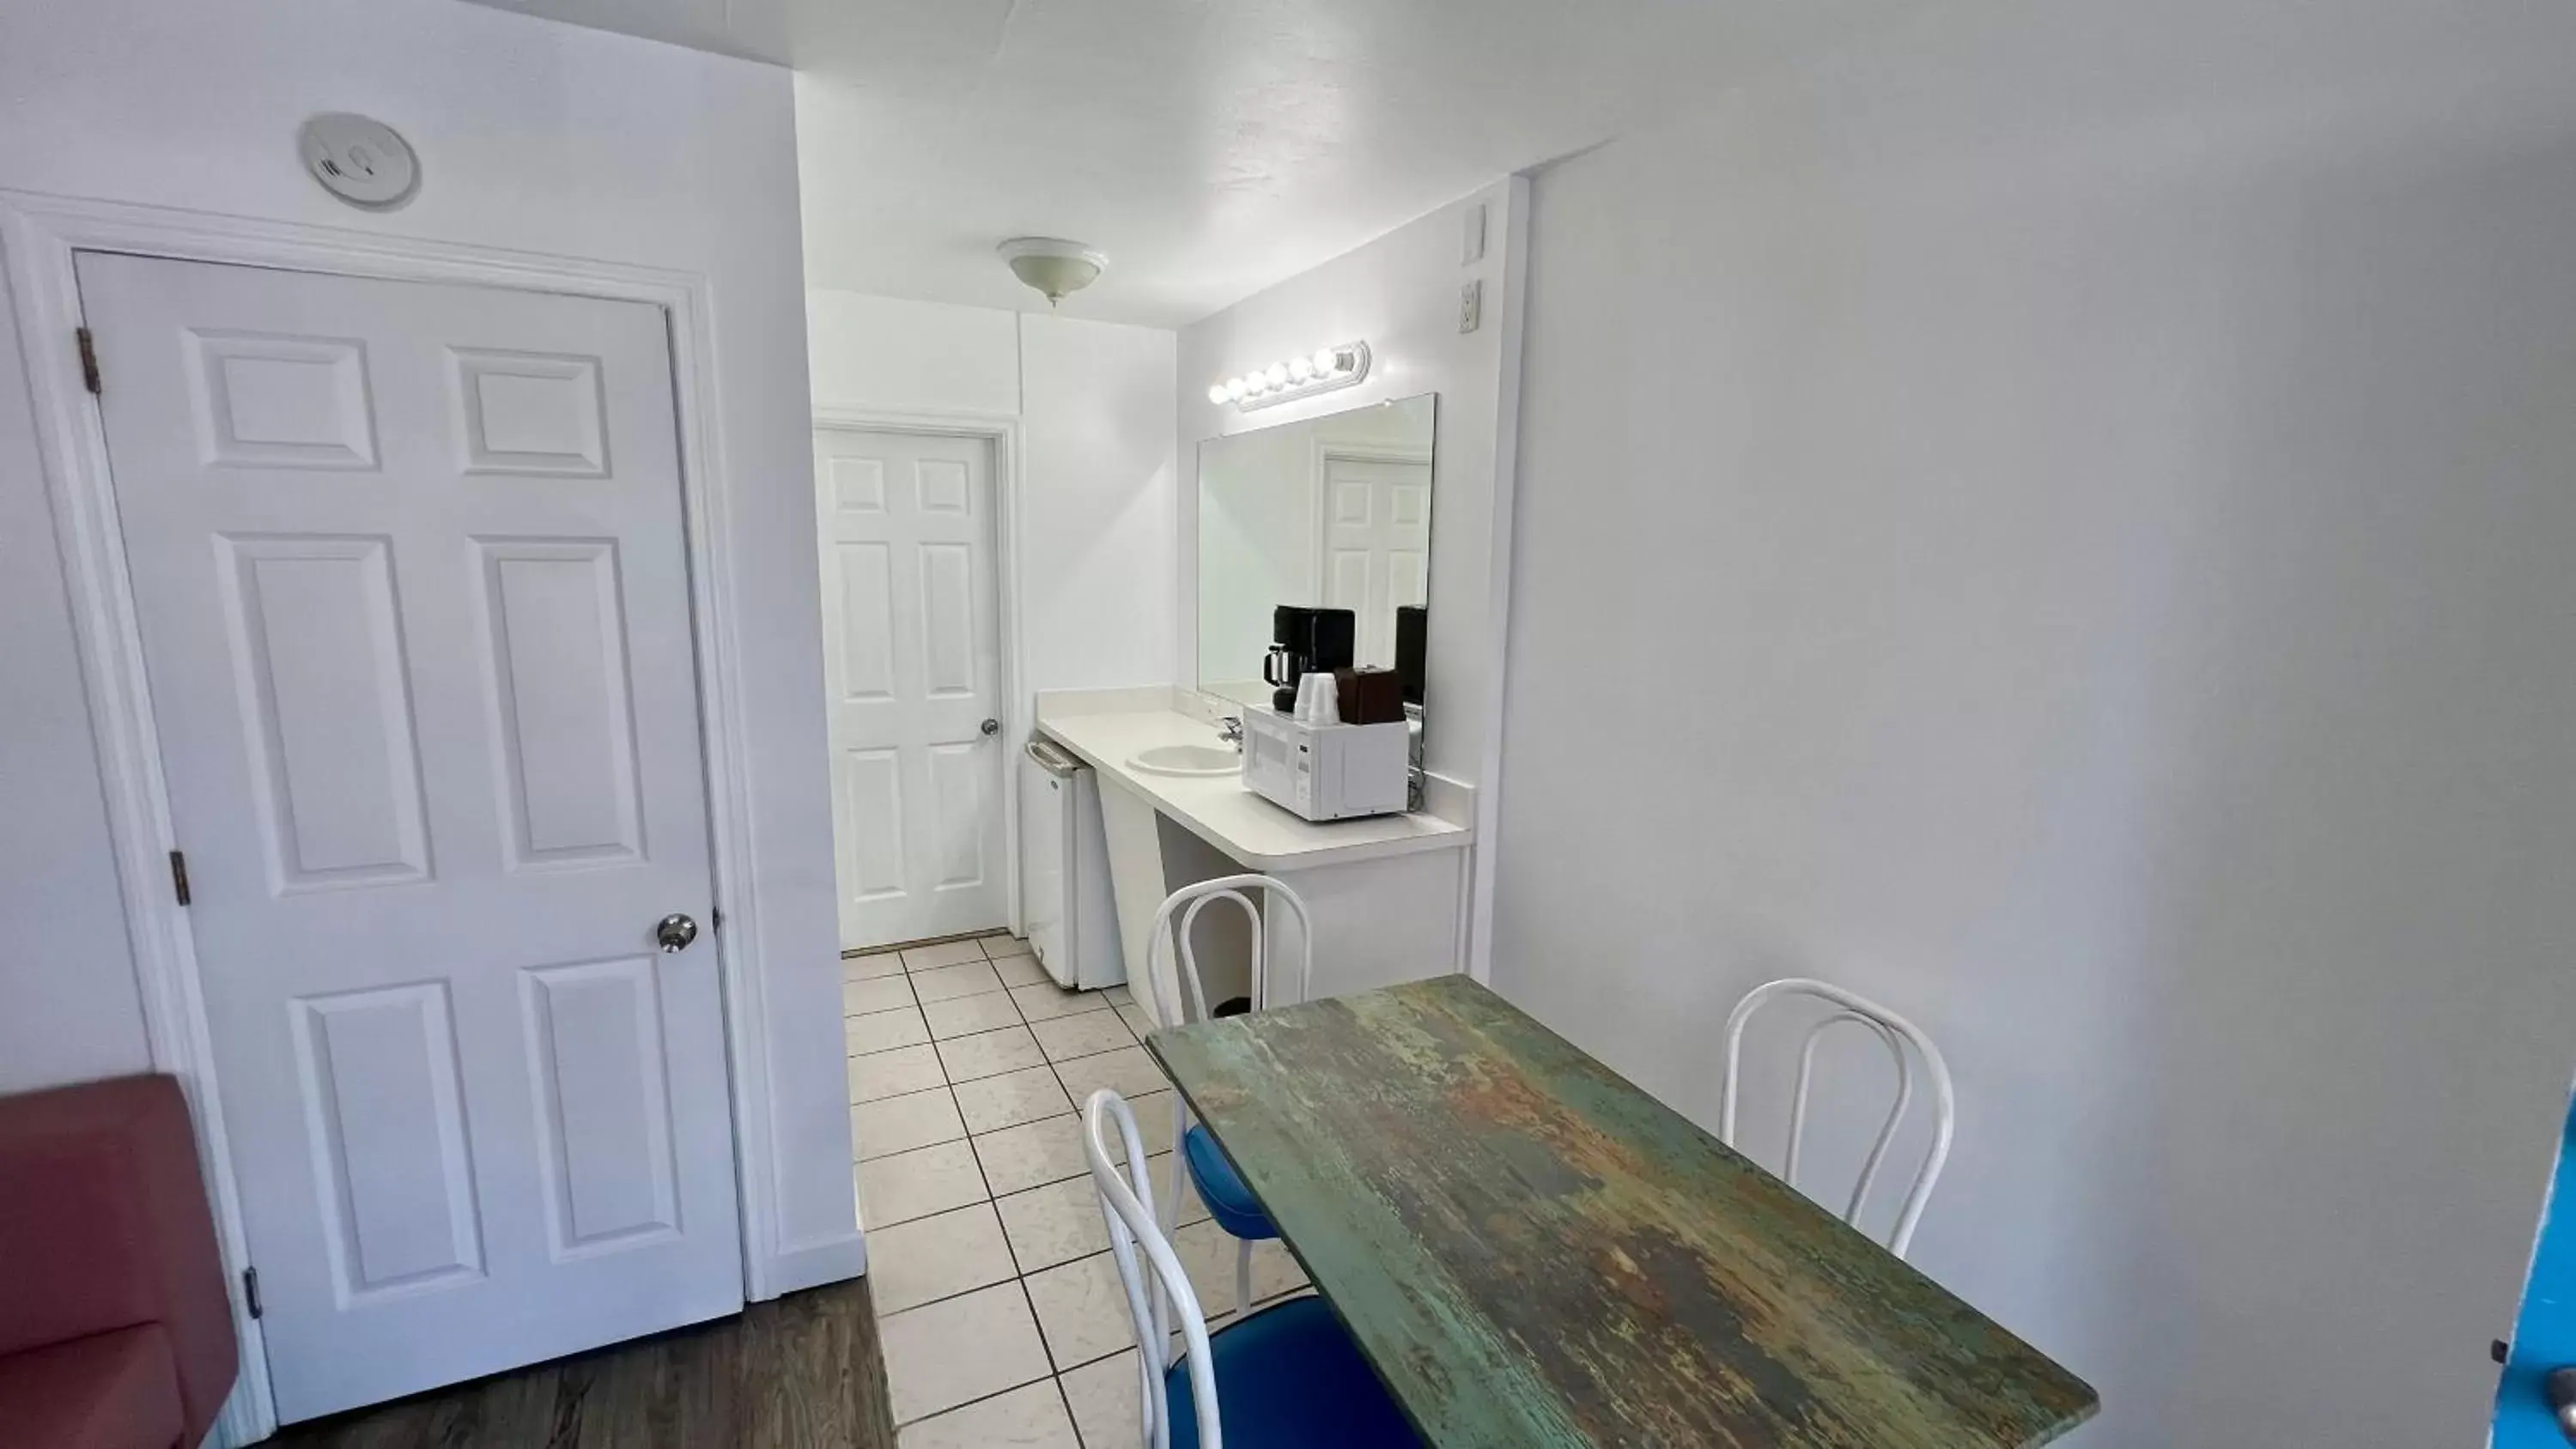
[79,252,742,1423]
[1318,452,1434,669]
[814,429,1006,950]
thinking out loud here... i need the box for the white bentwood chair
[1084,1088,1422,1449]
[1139,875,1311,1319]
[1717,977,1956,1258]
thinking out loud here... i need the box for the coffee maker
[1263,604,1356,712]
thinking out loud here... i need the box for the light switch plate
[1458,278,1483,334]
[1462,202,1488,265]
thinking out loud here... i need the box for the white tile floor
[847,931,1310,1446]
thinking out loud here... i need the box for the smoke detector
[998,238,1108,306]
[299,113,420,211]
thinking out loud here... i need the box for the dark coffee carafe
[1263,605,1356,712]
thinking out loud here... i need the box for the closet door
[82,251,741,1422]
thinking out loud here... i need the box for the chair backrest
[1085,1088,1224,1449]
[1139,875,1314,1033]
[1717,978,1955,1258]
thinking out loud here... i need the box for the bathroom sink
[1127,743,1242,778]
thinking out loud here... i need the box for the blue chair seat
[1165,1295,1423,1449]
[1185,1123,1276,1240]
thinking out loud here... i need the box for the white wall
[0,287,147,1091]
[807,291,1021,419]
[806,290,1178,700]
[1492,2,2576,1445]
[0,0,859,1296]
[1017,316,1180,697]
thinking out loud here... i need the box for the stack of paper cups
[1293,670,1340,725]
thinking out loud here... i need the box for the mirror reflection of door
[1315,447,1432,670]
[1194,392,1436,713]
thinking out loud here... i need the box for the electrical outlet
[1458,278,1482,334]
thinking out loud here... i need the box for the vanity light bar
[1205,341,1371,412]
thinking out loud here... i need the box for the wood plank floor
[270,1278,898,1449]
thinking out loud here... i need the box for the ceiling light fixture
[998,237,1109,306]
[1209,341,1371,413]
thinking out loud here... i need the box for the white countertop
[1036,707,1471,872]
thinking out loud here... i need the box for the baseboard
[206,1391,266,1449]
[759,1230,868,1300]
[844,925,1007,960]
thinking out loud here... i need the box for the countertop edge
[1035,714,1471,872]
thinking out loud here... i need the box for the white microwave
[1240,711,1410,822]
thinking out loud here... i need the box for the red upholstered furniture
[0,1075,238,1448]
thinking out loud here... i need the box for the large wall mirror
[1195,393,1437,715]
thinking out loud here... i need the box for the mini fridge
[1020,739,1125,991]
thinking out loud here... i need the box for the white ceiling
[462,0,1937,327]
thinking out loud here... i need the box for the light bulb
[1265,363,1290,388]
[1288,356,1315,382]
[1206,383,1230,405]
[1224,378,1248,401]
[1312,349,1340,375]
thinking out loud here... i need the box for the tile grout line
[866,940,1043,1422]
[866,935,1177,1440]
[847,956,1059,1060]
[970,1011,1068,1420]
[1054,1367,1090,1449]
[879,1285,1060,1430]
[867,1221,1303,1340]
[895,1375,1064,1438]
[908,946,1089,1439]
[1031,1000,1169,1384]
[867,1240,1317,1361]
[869,1028,1043,1429]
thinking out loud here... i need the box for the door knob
[981,718,1001,737]
[655,913,699,953]
[2549,1366,2576,1444]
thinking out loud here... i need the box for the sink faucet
[1218,715,1244,749]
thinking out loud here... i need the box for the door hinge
[76,326,101,395]
[168,849,191,906]
[242,1266,263,1319]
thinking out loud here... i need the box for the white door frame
[811,406,1029,938]
[1306,436,1435,604]
[0,190,789,1445]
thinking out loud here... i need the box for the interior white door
[79,252,742,1423]
[814,428,1006,950]
[1317,452,1433,668]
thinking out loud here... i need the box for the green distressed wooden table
[1143,974,2098,1449]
